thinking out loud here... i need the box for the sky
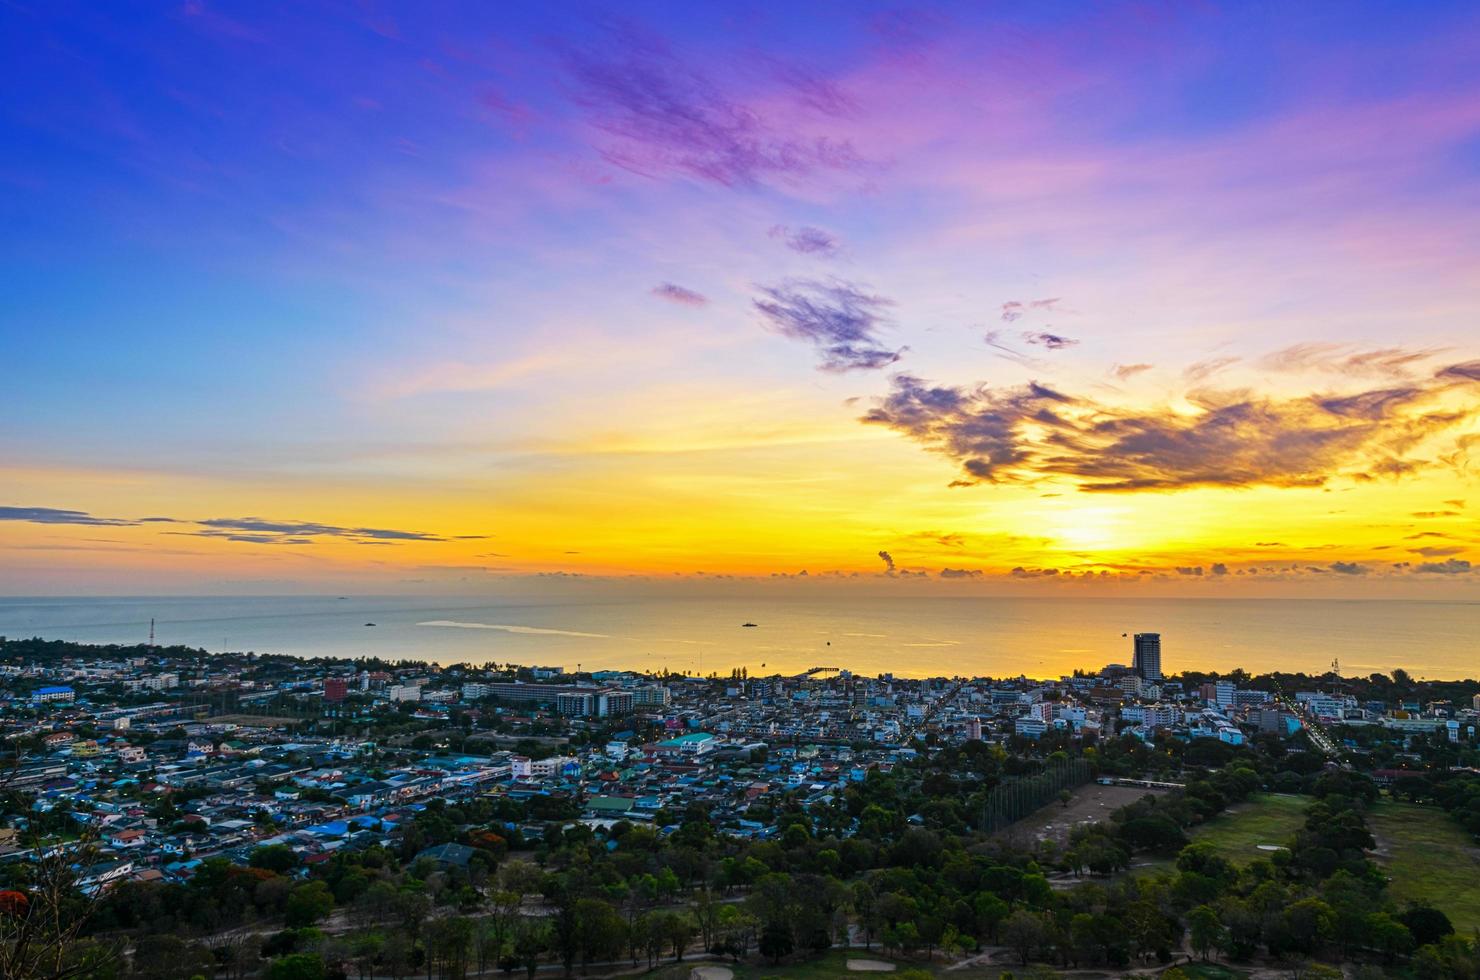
[2,1,1480,597]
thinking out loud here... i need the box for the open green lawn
[1369,799,1480,935]
[1186,792,1309,864]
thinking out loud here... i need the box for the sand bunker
[848,959,899,972]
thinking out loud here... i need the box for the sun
[1043,501,1138,554]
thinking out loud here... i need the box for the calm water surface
[1,595,1475,680]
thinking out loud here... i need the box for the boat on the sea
[364,622,376,627]
[741,622,758,628]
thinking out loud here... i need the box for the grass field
[1186,792,1308,864]
[1369,799,1480,935]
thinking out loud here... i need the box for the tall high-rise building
[1133,633,1162,681]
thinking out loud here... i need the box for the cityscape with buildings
[4,632,1476,887]
[7,1,1480,977]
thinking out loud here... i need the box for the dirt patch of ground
[207,713,303,728]
[691,968,733,980]
[1000,783,1169,847]
[847,960,898,972]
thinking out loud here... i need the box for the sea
[0,595,1475,681]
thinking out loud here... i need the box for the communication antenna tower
[148,617,156,647]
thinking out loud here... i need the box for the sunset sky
[3,1,1479,596]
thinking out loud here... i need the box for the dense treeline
[1,732,1459,979]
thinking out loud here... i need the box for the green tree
[1002,910,1047,966]
[759,920,794,963]
[266,953,326,980]
[1187,905,1224,961]
[284,881,335,928]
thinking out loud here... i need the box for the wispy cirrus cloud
[999,298,1060,323]
[194,517,460,543]
[770,224,840,256]
[862,361,1480,492]
[1259,343,1445,379]
[651,282,708,306]
[0,505,472,547]
[561,27,861,188]
[754,278,903,371]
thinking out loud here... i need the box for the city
[2,632,1478,977]
[6,2,1480,979]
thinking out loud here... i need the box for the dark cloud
[651,282,708,306]
[1022,331,1078,350]
[1412,510,1460,518]
[1438,360,1480,382]
[877,550,895,574]
[939,567,982,578]
[1011,566,1060,577]
[755,279,903,372]
[3,504,465,548]
[862,368,1479,492]
[1329,561,1368,575]
[0,506,137,527]
[196,517,445,542]
[769,224,840,256]
[1415,558,1472,574]
[562,28,860,188]
[1175,565,1204,576]
[1210,562,1229,575]
[184,531,315,545]
[1409,545,1466,557]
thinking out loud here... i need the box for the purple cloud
[770,224,840,256]
[754,278,903,372]
[862,367,1478,492]
[1022,331,1077,350]
[651,282,708,306]
[0,506,137,527]
[1000,298,1060,323]
[563,28,861,188]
